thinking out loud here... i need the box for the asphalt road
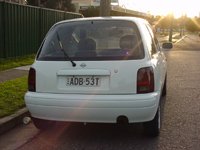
[1,34,200,150]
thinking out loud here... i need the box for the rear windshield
[37,20,144,61]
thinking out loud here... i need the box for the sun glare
[122,0,199,18]
[166,0,199,18]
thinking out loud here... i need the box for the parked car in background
[25,17,172,137]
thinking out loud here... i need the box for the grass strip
[0,76,27,118]
[0,54,35,71]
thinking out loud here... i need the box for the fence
[0,1,83,59]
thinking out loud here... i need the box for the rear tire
[143,105,160,137]
[162,76,167,96]
[32,117,55,130]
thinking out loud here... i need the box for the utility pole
[37,0,40,6]
[180,15,183,37]
[100,0,111,16]
[168,14,174,42]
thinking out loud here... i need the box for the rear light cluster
[28,67,36,92]
[137,67,154,94]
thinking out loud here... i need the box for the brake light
[28,67,36,92]
[137,67,154,94]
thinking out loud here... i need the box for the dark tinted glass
[37,20,144,61]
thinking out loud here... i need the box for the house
[5,0,26,4]
[72,0,119,12]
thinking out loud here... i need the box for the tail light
[137,67,154,94]
[28,67,36,92]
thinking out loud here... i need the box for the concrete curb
[174,35,187,44]
[0,107,30,134]
[158,33,186,44]
[0,65,31,134]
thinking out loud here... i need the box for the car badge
[80,63,86,68]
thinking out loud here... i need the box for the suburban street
[0,34,200,150]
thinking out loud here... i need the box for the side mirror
[162,42,173,49]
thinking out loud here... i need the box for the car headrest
[120,35,137,50]
[78,38,96,51]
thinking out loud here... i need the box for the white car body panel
[33,60,154,94]
[25,17,167,124]
[25,91,160,123]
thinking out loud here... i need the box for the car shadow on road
[34,122,159,150]
[30,103,168,150]
[20,96,167,150]
[160,95,167,131]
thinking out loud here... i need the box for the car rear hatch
[33,19,146,95]
[33,60,148,94]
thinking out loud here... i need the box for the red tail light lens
[28,68,36,92]
[137,67,154,94]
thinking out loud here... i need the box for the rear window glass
[37,20,144,61]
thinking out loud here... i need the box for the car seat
[76,38,97,57]
[119,35,141,58]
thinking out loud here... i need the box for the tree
[80,6,100,17]
[46,0,75,12]
[185,17,200,32]
[26,0,40,6]
[62,0,75,12]
[27,0,75,12]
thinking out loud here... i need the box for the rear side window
[145,24,161,53]
[37,20,144,61]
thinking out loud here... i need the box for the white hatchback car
[25,17,172,136]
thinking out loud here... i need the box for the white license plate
[66,76,100,86]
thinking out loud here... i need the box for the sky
[117,0,200,18]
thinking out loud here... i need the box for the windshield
[37,20,144,61]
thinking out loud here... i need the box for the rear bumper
[25,92,161,123]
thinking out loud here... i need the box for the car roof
[54,16,148,26]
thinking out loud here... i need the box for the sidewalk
[0,67,29,83]
[157,33,182,43]
[0,66,30,134]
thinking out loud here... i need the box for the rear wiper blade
[56,31,76,67]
